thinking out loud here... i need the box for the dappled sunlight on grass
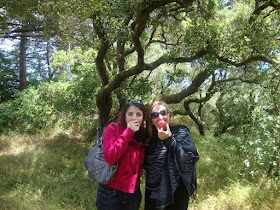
[0,133,41,156]
[0,130,97,210]
[188,129,279,210]
[190,178,280,210]
[1,184,46,209]
[0,129,279,209]
[190,182,252,210]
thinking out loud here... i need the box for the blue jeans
[96,185,142,210]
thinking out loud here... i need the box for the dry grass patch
[190,182,252,210]
[0,133,42,156]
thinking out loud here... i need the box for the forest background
[0,0,279,209]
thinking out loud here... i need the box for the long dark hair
[119,101,148,143]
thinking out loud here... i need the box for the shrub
[0,82,71,133]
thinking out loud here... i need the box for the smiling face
[151,104,170,129]
[125,105,144,125]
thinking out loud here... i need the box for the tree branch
[161,65,212,103]
[249,0,280,24]
[218,55,278,67]
[92,15,110,86]
[145,48,208,70]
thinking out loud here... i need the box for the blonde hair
[146,100,176,142]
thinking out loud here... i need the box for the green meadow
[1,128,279,210]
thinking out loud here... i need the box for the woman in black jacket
[145,101,199,210]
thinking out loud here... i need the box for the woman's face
[125,105,144,126]
[151,104,170,129]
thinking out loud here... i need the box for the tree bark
[19,33,28,90]
[47,38,52,80]
[161,66,212,103]
[184,101,205,135]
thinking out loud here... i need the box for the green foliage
[213,88,253,136]
[27,39,55,86]
[65,48,99,116]
[194,130,242,195]
[0,48,19,103]
[50,47,100,135]
[0,46,101,135]
[0,84,60,133]
[124,74,153,100]
[211,75,280,179]
[0,79,99,134]
[2,0,279,136]
[0,1,279,197]
[241,112,280,178]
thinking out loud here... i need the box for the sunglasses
[151,109,168,119]
[126,99,143,104]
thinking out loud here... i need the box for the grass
[0,128,279,210]
[0,130,98,210]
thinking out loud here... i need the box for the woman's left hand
[157,123,172,140]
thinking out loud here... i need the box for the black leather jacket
[145,125,199,208]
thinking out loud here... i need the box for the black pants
[145,179,189,210]
[96,185,142,210]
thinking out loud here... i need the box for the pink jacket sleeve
[103,123,135,165]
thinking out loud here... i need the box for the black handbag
[84,123,118,184]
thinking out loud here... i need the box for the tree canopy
[0,0,280,178]
[1,0,279,130]
[62,0,280,130]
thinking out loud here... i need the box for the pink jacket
[103,120,146,193]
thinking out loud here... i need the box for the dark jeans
[145,179,189,210]
[96,184,142,210]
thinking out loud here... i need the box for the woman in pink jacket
[96,99,148,210]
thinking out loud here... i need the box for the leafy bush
[0,84,61,133]
[241,112,280,178]
[0,47,101,134]
[0,79,99,135]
